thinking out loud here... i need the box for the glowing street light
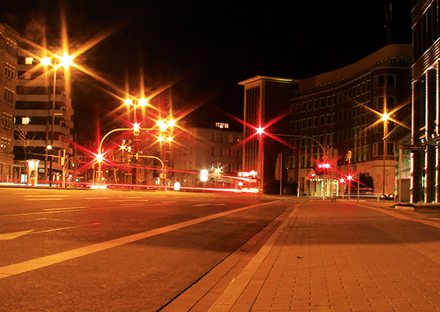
[381,110,390,197]
[40,52,74,185]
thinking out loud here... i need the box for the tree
[15,125,36,160]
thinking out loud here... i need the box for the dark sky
[1,0,412,138]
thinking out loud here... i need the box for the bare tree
[15,125,36,160]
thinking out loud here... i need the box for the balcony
[16,93,69,104]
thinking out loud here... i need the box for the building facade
[241,46,412,196]
[412,0,440,203]
[172,123,242,187]
[289,44,412,198]
[239,76,299,194]
[0,23,19,182]
[15,48,74,184]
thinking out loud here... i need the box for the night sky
[1,0,412,139]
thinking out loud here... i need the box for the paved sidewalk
[163,199,440,312]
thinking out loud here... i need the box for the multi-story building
[241,46,412,196]
[15,48,74,183]
[172,122,243,187]
[412,0,440,203]
[289,44,412,198]
[239,76,299,194]
[0,23,19,182]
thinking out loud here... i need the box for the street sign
[399,145,426,150]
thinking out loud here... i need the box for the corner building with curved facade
[288,44,412,198]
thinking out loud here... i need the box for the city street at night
[2,188,440,311]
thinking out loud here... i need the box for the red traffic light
[318,163,331,169]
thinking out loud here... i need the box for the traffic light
[133,123,140,136]
[318,163,330,169]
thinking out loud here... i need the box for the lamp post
[40,53,74,186]
[124,98,149,186]
[381,112,390,196]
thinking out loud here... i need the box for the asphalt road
[0,188,293,311]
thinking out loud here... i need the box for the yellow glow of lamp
[157,120,168,131]
[124,99,133,106]
[167,119,176,128]
[381,112,390,121]
[138,98,148,107]
[96,153,103,163]
[40,57,52,66]
[56,52,75,69]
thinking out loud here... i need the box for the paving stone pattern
[234,201,440,311]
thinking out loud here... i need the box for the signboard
[399,145,426,150]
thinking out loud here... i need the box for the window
[228,134,233,142]
[211,133,216,141]
[25,57,33,65]
[288,156,295,169]
[376,75,385,88]
[219,133,224,142]
[215,122,229,129]
[219,148,224,157]
[22,117,30,125]
[290,121,296,131]
[210,147,215,156]
[387,75,396,87]
[390,57,396,66]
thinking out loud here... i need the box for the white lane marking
[43,206,90,211]
[24,198,63,201]
[0,230,34,240]
[24,195,68,197]
[0,223,100,241]
[0,200,279,279]
[111,199,149,202]
[30,223,100,235]
[193,204,209,207]
[86,197,112,200]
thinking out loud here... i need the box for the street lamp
[40,52,75,186]
[381,112,390,197]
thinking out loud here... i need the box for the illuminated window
[22,117,30,125]
[25,57,33,65]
